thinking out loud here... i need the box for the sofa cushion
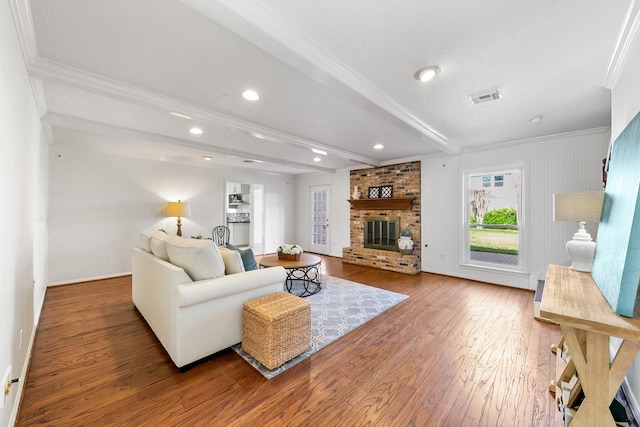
[150,230,173,261]
[226,243,258,271]
[166,239,225,281]
[218,246,245,274]
[140,233,151,253]
[139,230,154,253]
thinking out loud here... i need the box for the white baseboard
[610,340,640,423]
[48,271,131,287]
[9,293,43,427]
[622,377,640,423]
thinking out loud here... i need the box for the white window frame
[461,162,527,273]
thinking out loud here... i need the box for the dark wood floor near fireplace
[18,255,561,426]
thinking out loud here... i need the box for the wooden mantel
[348,197,415,210]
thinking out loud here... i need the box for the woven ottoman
[242,291,311,370]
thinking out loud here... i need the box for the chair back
[212,226,230,245]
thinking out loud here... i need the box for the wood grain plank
[17,257,560,426]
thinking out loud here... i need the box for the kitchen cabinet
[228,182,250,195]
[228,182,240,194]
[229,223,250,246]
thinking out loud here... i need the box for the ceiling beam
[43,113,340,174]
[180,0,461,155]
[27,58,382,168]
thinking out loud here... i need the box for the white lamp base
[566,222,596,272]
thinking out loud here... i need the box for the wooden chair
[212,226,230,246]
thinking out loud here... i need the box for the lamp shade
[553,191,604,222]
[166,200,191,217]
[553,191,604,272]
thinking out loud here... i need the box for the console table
[540,265,640,426]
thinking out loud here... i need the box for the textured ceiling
[12,0,635,174]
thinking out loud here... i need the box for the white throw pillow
[150,230,173,261]
[139,230,153,253]
[166,239,225,281]
[218,246,245,274]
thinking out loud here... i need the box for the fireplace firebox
[364,216,400,252]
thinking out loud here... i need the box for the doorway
[251,184,265,255]
[224,181,265,254]
[309,185,331,255]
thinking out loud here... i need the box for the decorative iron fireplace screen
[364,216,400,252]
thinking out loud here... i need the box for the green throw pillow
[226,244,258,271]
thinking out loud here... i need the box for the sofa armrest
[177,266,286,308]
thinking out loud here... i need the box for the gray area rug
[232,275,409,379]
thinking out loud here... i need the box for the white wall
[293,129,608,289]
[48,145,297,284]
[294,170,350,257]
[611,3,640,142]
[609,18,640,419]
[1,2,48,424]
[421,129,609,289]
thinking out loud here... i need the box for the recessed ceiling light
[374,144,384,150]
[242,90,260,101]
[529,115,544,124]
[169,112,192,120]
[203,155,213,161]
[413,66,440,82]
[311,148,327,156]
[189,127,203,135]
[251,132,265,139]
[313,157,321,162]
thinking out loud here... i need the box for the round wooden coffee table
[259,253,322,297]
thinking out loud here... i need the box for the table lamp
[166,200,191,237]
[553,191,605,272]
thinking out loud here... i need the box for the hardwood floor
[18,256,561,426]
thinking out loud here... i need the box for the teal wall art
[592,111,640,317]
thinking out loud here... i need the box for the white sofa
[132,231,286,369]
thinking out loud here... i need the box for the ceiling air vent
[469,89,502,105]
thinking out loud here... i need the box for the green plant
[400,227,411,237]
[469,214,477,224]
[483,208,518,225]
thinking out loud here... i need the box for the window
[462,165,525,272]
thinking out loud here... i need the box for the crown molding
[8,0,38,65]
[9,0,48,116]
[29,77,48,118]
[28,59,381,168]
[461,126,611,154]
[380,155,424,167]
[604,0,640,89]
[43,113,338,174]
[8,0,380,168]
[181,0,459,155]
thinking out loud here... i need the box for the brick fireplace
[343,161,420,274]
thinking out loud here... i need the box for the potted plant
[277,244,304,261]
[398,227,414,254]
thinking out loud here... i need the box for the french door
[309,185,330,255]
